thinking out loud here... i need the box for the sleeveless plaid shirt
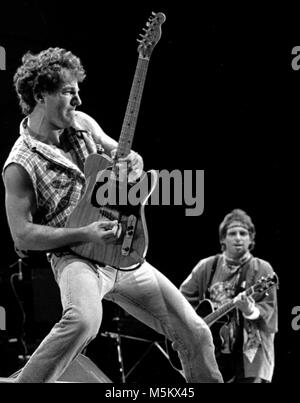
[2,112,104,228]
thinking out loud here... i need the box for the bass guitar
[66,12,166,269]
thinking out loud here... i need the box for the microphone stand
[9,258,27,281]
[8,258,30,363]
[101,331,174,382]
[102,318,126,383]
[100,308,175,383]
[114,317,126,383]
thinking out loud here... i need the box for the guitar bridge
[121,215,137,256]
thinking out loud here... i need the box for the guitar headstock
[137,12,166,59]
[251,273,279,296]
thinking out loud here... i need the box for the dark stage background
[0,2,298,383]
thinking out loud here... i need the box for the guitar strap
[205,254,253,298]
[205,254,220,298]
[234,257,254,295]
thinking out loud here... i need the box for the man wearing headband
[180,209,278,383]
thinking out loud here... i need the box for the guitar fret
[206,302,234,325]
[117,58,149,158]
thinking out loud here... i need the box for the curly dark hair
[219,208,256,250]
[13,47,86,115]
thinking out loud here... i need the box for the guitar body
[196,299,230,351]
[197,299,231,330]
[196,299,215,318]
[66,153,157,269]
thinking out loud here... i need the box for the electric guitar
[65,12,166,269]
[166,273,279,374]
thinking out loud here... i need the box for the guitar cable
[9,268,29,362]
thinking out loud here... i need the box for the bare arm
[3,163,119,252]
[77,111,143,180]
[75,110,118,155]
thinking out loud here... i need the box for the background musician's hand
[234,293,256,316]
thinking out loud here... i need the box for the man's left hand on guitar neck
[111,149,144,183]
[234,293,260,320]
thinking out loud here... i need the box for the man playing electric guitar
[180,209,278,383]
[2,14,223,383]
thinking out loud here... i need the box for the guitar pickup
[121,215,137,256]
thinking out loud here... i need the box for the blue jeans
[16,254,223,383]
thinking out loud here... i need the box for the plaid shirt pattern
[2,114,103,228]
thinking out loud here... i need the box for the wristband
[243,305,260,320]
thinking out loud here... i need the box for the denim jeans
[16,254,223,383]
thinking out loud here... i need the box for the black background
[0,1,298,383]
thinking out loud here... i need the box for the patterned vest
[2,113,104,228]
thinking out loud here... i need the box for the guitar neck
[117,57,149,159]
[203,284,257,326]
[204,300,236,327]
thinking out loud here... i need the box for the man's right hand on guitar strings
[84,220,121,244]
